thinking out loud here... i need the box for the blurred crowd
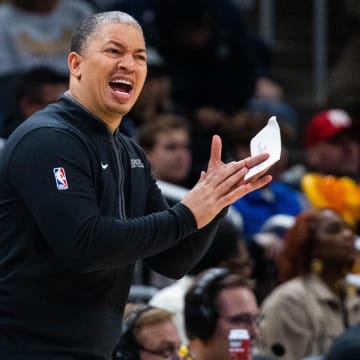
[0,0,360,359]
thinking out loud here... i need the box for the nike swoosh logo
[101,162,109,169]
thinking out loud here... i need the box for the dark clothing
[0,94,219,359]
[0,108,25,138]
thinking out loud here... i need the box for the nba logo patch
[53,167,69,190]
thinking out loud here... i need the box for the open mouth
[109,79,133,94]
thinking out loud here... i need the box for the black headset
[113,305,154,360]
[185,267,230,341]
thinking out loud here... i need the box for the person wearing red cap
[305,109,359,179]
[300,108,360,232]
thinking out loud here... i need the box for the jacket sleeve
[143,206,226,278]
[6,127,200,273]
[143,221,221,279]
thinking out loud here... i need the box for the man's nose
[117,53,136,69]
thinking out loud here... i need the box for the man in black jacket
[0,11,271,359]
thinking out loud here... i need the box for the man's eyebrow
[104,40,146,54]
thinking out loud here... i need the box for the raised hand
[181,135,272,229]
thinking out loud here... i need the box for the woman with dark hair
[256,208,360,360]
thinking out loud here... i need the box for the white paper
[244,116,281,180]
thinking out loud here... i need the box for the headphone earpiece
[185,267,230,340]
[113,305,153,360]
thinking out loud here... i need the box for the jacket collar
[60,91,114,137]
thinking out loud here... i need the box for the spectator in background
[257,208,360,360]
[109,0,282,111]
[151,0,258,114]
[225,110,306,303]
[296,109,360,232]
[304,109,359,180]
[138,114,191,189]
[283,108,360,189]
[150,218,252,344]
[0,0,95,77]
[0,0,95,127]
[184,268,267,360]
[113,304,184,360]
[0,66,68,140]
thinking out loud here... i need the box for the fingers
[182,172,272,229]
[208,135,222,169]
[244,174,273,193]
[202,160,248,188]
[221,174,272,206]
[240,153,270,169]
[205,162,270,204]
[202,157,271,193]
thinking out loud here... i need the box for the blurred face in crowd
[311,209,355,267]
[200,287,259,360]
[220,241,253,279]
[21,83,68,119]
[137,319,181,360]
[68,22,147,131]
[306,132,360,177]
[146,128,191,185]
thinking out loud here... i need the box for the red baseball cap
[305,109,352,147]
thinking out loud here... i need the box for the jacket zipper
[111,135,126,219]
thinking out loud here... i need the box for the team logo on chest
[130,159,144,168]
[53,167,69,190]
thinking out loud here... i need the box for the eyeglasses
[138,344,181,359]
[219,313,262,327]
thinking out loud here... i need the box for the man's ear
[68,52,82,79]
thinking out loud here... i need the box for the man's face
[146,129,191,184]
[202,287,259,360]
[137,320,181,360]
[306,132,360,177]
[69,22,147,128]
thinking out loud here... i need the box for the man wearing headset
[184,268,269,360]
[113,304,189,360]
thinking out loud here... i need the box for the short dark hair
[138,114,189,151]
[70,11,143,55]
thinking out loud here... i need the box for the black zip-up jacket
[0,94,221,359]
